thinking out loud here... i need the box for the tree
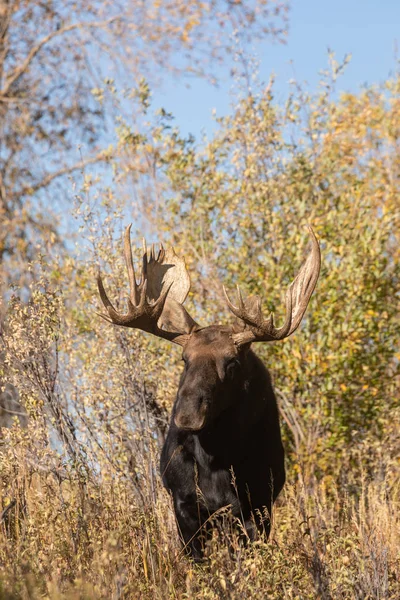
[110,61,400,481]
[0,0,289,290]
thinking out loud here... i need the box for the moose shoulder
[97,226,321,560]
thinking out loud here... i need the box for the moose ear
[158,297,198,336]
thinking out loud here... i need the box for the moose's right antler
[97,225,199,345]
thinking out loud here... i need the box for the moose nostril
[174,392,208,431]
[197,395,206,409]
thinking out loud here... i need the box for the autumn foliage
[0,14,399,600]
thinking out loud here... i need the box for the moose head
[97,225,320,432]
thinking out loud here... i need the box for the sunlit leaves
[123,70,400,482]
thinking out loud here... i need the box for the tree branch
[1,499,16,521]
[12,151,108,199]
[1,16,120,97]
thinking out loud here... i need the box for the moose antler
[97,225,199,345]
[224,227,321,346]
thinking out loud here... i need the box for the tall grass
[1,419,399,599]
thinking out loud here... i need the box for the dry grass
[1,203,399,598]
[1,424,399,600]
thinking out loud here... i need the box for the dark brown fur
[160,326,285,560]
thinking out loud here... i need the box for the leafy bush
[1,65,399,598]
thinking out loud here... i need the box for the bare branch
[11,152,108,200]
[0,499,16,522]
[1,16,120,97]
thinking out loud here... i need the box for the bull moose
[97,225,320,559]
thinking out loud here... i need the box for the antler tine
[237,285,245,311]
[137,237,146,285]
[123,224,138,304]
[222,285,236,314]
[95,309,114,324]
[227,227,321,345]
[97,272,116,314]
[222,284,250,319]
[271,287,293,339]
[157,243,164,263]
[138,279,148,309]
[97,273,127,323]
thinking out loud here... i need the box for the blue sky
[153,0,400,139]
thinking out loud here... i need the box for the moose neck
[194,349,268,457]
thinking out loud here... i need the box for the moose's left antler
[224,227,321,346]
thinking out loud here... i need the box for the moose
[97,225,320,559]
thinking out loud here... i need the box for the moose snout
[174,391,208,430]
